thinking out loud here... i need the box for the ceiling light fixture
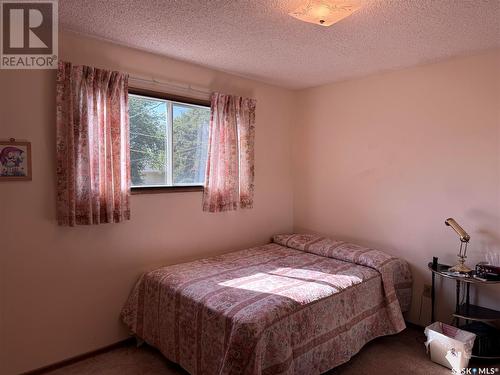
[289,0,361,27]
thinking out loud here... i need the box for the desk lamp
[445,218,471,273]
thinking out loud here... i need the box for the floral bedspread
[121,234,412,375]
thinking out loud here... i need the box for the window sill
[131,186,204,195]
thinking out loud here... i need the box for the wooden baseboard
[19,337,135,375]
[19,322,423,374]
[405,320,425,330]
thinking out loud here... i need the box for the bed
[121,233,412,375]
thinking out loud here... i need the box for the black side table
[428,262,500,359]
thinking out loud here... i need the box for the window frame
[128,87,211,195]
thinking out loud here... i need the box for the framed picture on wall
[0,139,32,181]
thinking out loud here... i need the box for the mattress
[121,233,412,375]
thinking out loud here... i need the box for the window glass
[173,103,210,185]
[129,93,210,188]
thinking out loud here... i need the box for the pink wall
[1,30,499,375]
[293,51,500,326]
[0,32,295,375]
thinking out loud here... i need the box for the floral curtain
[203,93,256,212]
[56,61,130,226]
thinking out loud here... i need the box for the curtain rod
[128,75,212,97]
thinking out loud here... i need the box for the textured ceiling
[59,0,500,89]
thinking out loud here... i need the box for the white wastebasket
[424,321,476,372]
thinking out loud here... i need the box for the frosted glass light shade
[289,0,361,27]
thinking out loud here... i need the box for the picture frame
[0,139,32,181]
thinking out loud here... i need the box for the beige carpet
[44,326,499,375]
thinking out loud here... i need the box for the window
[129,90,210,190]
